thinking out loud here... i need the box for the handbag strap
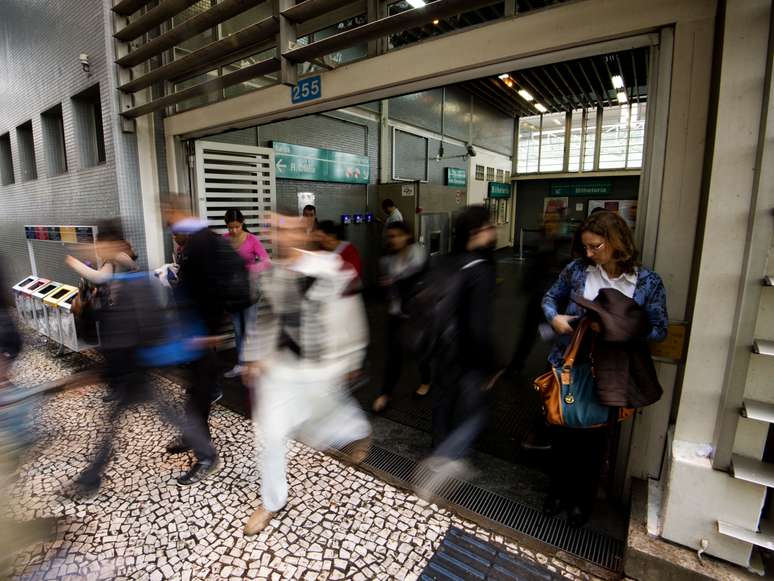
[561,317,590,369]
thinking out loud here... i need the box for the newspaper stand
[21,278,50,330]
[57,288,98,351]
[32,282,64,337]
[43,285,77,345]
[12,276,39,327]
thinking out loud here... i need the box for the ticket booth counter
[31,282,63,337]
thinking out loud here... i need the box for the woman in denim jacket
[540,210,667,528]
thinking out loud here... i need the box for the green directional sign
[550,180,612,197]
[272,142,370,184]
[488,181,511,198]
[445,167,467,187]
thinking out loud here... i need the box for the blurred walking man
[162,195,250,485]
[242,214,371,536]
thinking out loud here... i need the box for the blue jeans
[231,303,256,365]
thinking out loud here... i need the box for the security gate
[194,140,276,256]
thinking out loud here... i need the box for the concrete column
[660,0,772,566]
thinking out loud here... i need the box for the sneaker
[244,505,279,536]
[412,457,470,502]
[223,365,245,379]
[176,457,223,486]
[345,435,372,465]
[102,391,119,403]
[371,394,390,413]
[165,438,191,454]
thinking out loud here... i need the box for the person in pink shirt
[223,208,272,378]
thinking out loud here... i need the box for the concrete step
[752,339,774,356]
[731,454,774,488]
[717,520,774,550]
[742,399,774,423]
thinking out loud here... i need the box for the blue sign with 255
[291,75,322,104]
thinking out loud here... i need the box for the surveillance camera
[79,53,90,73]
[466,144,476,158]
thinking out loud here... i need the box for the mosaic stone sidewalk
[5,335,604,580]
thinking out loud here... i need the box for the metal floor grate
[341,442,625,573]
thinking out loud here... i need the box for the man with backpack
[409,206,500,500]
[162,195,252,485]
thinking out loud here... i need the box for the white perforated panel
[194,140,276,256]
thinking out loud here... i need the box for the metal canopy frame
[112,0,549,121]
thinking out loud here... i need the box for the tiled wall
[0,0,145,291]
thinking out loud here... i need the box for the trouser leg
[432,371,488,460]
[381,316,403,396]
[183,350,217,462]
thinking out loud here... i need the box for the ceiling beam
[282,0,359,23]
[283,0,502,63]
[588,56,612,107]
[123,57,281,118]
[577,60,604,108]
[477,79,532,117]
[631,50,640,103]
[465,82,520,118]
[535,65,572,110]
[510,71,547,114]
[116,0,265,68]
[119,17,279,93]
[112,0,154,17]
[520,69,563,112]
[551,63,584,109]
[484,78,531,117]
[114,0,201,42]
[562,62,593,109]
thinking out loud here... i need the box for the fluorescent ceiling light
[498,73,510,80]
[553,118,563,126]
[611,75,625,89]
[517,89,534,101]
[406,0,426,8]
[535,103,548,113]
[617,91,628,103]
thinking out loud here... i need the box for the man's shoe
[223,365,245,379]
[567,505,590,529]
[542,495,563,517]
[102,391,119,403]
[244,506,277,536]
[165,438,191,454]
[345,435,372,465]
[176,457,223,486]
[520,431,552,451]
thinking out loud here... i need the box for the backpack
[210,233,253,314]
[400,255,486,361]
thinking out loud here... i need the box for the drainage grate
[342,442,625,573]
[422,526,565,580]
